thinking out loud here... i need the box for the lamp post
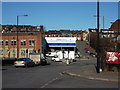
[93,15,104,31]
[16,14,28,59]
[102,16,104,29]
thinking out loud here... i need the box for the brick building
[45,29,88,41]
[88,19,120,40]
[1,25,38,33]
[88,19,120,51]
[0,25,48,59]
[109,19,120,32]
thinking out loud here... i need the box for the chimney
[40,25,44,34]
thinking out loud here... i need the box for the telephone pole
[96,0,100,73]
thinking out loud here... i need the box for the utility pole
[96,0,100,73]
[93,15,104,32]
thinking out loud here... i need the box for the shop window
[0,49,4,57]
[10,49,17,58]
[4,49,8,57]
[20,49,26,57]
[29,49,34,54]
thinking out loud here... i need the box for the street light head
[17,14,28,17]
[24,14,28,16]
[93,15,97,17]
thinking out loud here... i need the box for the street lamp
[93,15,104,31]
[16,14,28,59]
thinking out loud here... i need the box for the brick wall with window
[0,32,43,58]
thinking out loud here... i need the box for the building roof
[1,31,42,36]
[109,19,120,31]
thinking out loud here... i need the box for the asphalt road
[2,57,118,89]
[76,41,89,57]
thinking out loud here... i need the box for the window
[10,49,17,57]
[29,40,35,46]
[29,49,34,54]
[5,40,8,46]
[0,40,3,45]
[0,49,4,57]
[4,49,9,57]
[21,40,26,46]
[11,40,16,45]
[20,49,26,57]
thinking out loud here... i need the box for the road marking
[41,76,61,88]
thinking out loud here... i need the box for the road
[2,57,118,88]
[2,41,118,89]
[76,41,89,57]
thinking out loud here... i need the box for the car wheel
[23,64,28,68]
[32,62,35,67]
[41,60,47,65]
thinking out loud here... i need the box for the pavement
[61,57,120,82]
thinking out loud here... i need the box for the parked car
[52,55,60,62]
[90,52,97,57]
[75,54,80,58]
[46,52,57,57]
[41,59,47,65]
[14,58,35,68]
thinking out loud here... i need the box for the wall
[0,32,45,59]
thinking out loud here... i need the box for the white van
[52,51,75,62]
[46,52,57,57]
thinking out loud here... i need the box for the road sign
[106,52,120,64]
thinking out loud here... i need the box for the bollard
[100,68,102,72]
[66,59,69,64]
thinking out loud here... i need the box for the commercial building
[0,25,49,59]
[45,37,76,51]
[45,30,88,51]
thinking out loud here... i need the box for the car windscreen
[17,58,28,61]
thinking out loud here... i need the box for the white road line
[41,76,61,88]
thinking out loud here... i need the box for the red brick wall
[109,19,120,32]
[1,32,42,58]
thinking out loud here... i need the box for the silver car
[14,58,35,68]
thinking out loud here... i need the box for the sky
[2,2,119,31]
